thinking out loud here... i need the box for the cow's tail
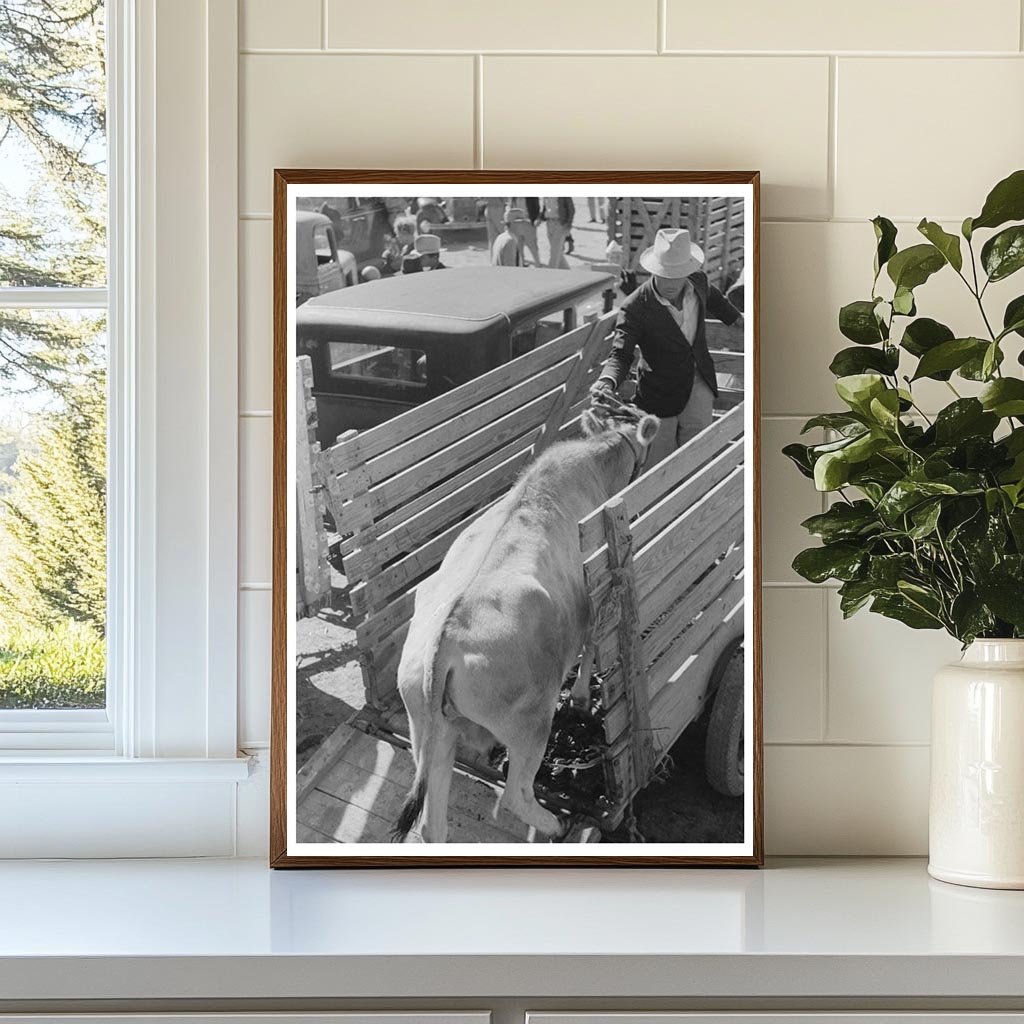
[391,619,452,843]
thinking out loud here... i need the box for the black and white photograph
[274,175,761,865]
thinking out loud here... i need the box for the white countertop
[1,857,1023,1001]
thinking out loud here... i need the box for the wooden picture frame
[271,171,763,867]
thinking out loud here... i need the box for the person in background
[401,252,423,274]
[588,197,606,223]
[491,207,528,266]
[380,214,418,275]
[414,233,447,270]
[484,196,506,252]
[510,196,542,266]
[542,196,574,269]
[416,197,448,234]
[590,228,742,465]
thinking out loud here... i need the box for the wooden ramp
[296,716,601,845]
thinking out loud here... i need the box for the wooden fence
[614,197,745,288]
[578,403,746,825]
[316,310,620,707]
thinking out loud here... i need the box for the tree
[0,0,106,396]
[0,372,106,633]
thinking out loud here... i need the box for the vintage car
[295,266,615,445]
[295,211,358,305]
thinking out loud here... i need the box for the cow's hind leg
[420,718,458,843]
[499,716,563,838]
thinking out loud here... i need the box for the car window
[327,341,427,388]
[313,225,337,266]
[535,309,567,348]
[510,321,537,359]
[576,290,606,325]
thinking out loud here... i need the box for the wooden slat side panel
[649,608,746,760]
[646,574,745,700]
[637,511,744,629]
[631,438,743,551]
[367,388,559,515]
[324,313,612,472]
[584,466,744,604]
[342,439,534,583]
[579,403,743,557]
[354,353,580,491]
[643,548,745,686]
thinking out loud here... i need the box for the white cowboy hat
[639,228,704,278]
[414,233,445,256]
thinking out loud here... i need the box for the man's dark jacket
[600,273,740,417]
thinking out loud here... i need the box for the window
[327,341,428,388]
[0,2,108,722]
[313,225,338,267]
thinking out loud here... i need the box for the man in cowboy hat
[414,233,447,271]
[491,206,528,266]
[591,227,742,465]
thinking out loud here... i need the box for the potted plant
[785,169,1024,889]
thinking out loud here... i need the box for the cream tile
[666,0,1020,53]
[762,588,825,742]
[762,220,1024,415]
[328,0,657,51]
[241,0,321,49]
[765,744,929,854]
[827,600,961,744]
[239,589,272,747]
[482,56,830,220]
[240,416,273,586]
[240,55,474,214]
[760,417,824,584]
[836,58,1024,220]
[240,219,272,412]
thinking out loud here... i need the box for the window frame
[0,0,249,858]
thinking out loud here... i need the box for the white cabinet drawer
[529,1017,1024,1024]
[0,1016,489,1024]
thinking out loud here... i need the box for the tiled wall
[236,0,1024,853]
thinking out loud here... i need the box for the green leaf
[911,337,988,380]
[814,450,850,491]
[800,501,879,543]
[971,168,1024,232]
[917,218,963,272]
[1003,295,1024,340]
[877,479,958,524]
[950,593,996,644]
[908,500,942,539]
[868,552,915,587]
[838,579,880,618]
[792,542,866,584]
[871,594,943,630]
[782,442,815,479]
[962,216,974,241]
[982,341,1000,381]
[872,215,898,277]
[960,343,1004,381]
[981,225,1024,282]
[868,389,902,431]
[800,412,865,435]
[976,579,1024,629]
[891,286,916,316]
[886,243,946,291]
[829,345,899,378]
[839,299,886,345]
[835,373,886,413]
[980,378,1024,418]
[934,399,999,445]
[900,317,955,359]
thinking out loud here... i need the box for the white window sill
[0,754,252,782]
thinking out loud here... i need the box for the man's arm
[707,285,742,326]
[594,302,642,391]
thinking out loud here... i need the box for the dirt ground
[295,204,744,844]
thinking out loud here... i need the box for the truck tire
[705,648,744,798]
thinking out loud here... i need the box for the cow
[392,395,660,843]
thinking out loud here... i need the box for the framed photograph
[271,171,762,867]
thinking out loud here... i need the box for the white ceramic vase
[929,639,1024,889]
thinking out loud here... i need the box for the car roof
[295,266,614,341]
